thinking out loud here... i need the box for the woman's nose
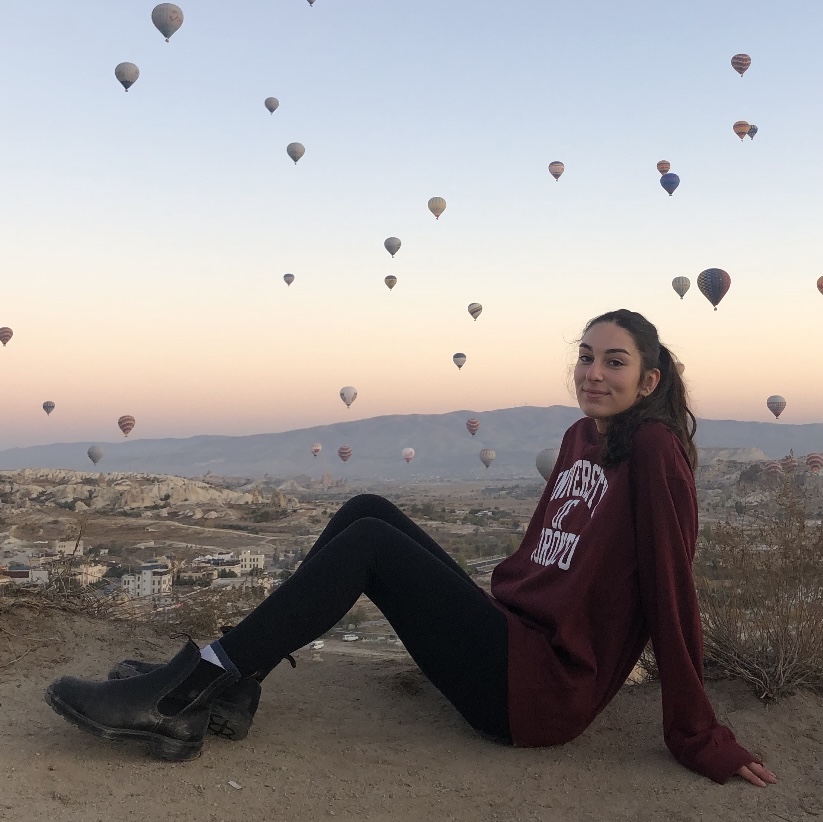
[586,362,604,380]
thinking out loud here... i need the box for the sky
[1,0,822,450]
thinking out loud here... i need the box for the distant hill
[0,406,820,480]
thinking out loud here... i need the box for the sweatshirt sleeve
[632,426,756,784]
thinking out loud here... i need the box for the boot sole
[44,687,203,762]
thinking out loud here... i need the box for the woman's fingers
[737,762,777,786]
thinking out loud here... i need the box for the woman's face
[574,322,660,433]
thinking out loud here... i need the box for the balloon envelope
[151,3,184,41]
[264,97,279,114]
[286,143,305,163]
[780,452,797,472]
[806,453,823,475]
[747,124,758,140]
[671,276,690,299]
[0,327,13,346]
[697,268,731,310]
[731,53,751,76]
[733,121,750,140]
[548,161,565,181]
[117,415,136,437]
[384,275,397,291]
[766,395,786,419]
[42,401,55,416]
[479,448,496,469]
[283,273,294,286]
[340,386,357,408]
[467,302,483,321]
[656,160,670,175]
[114,62,139,92]
[87,446,104,466]
[384,237,401,257]
[402,448,415,464]
[337,445,352,462]
[764,461,783,476]
[466,418,480,436]
[453,353,467,370]
[311,443,322,457]
[427,197,446,219]
[660,173,680,196]
[535,448,558,481]
[818,276,823,295]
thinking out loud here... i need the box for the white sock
[200,644,225,669]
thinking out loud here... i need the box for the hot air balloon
[265,97,279,114]
[114,63,139,92]
[731,54,751,76]
[466,418,480,437]
[117,415,135,437]
[764,460,783,476]
[87,446,104,466]
[402,448,415,464]
[548,161,565,181]
[675,362,686,376]
[697,268,731,310]
[535,448,558,481]
[337,445,352,463]
[384,275,397,291]
[818,276,823,295]
[428,197,446,220]
[733,121,750,141]
[656,160,670,175]
[283,273,294,286]
[672,276,690,299]
[479,448,496,469]
[806,453,823,475]
[660,173,680,196]
[780,451,797,472]
[384,237,401,257]
[453,353,467,370]
[0,328,13,346]
[42,401,55,416]
[151,4,184,41]
[307,0,317,5]
[340,386,357,408]
[747,124,758,140]
[311,443,322,457]
[286,143,305,164]
[766,395,786,419]
[467,303,482,321]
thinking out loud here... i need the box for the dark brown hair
[580,309,697,470]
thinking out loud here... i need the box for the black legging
[219,494,511,742]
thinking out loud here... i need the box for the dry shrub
[150,586,268,638]
[695,477,823,699]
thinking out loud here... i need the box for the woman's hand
[736,762,777,787]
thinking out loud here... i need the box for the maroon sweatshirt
[489,418,755,784]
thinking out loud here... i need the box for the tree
[217,569,238,579]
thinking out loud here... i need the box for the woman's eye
[608,360,625,368]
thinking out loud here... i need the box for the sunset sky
[0,0,821,450]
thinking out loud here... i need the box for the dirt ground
[1,605,821,822]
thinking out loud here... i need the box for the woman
[46,309,776,787]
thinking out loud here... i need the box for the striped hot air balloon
[117,415,136,437]
[337,445,352,463]
[402,448,415,464]
[453,353,467,370]
[0,327,13,346]
[672,277,690,299]
[479,448,496,469]
[427,197,446,220]
[733,121,750,141]
[466,418,480,436]
[468,303,483,321]
[697,268,731,311]
[151,4,184,41]
[311,443,322,457]
[780,451,798,473]
[731,53,751,76]
[42,401,55,416]
[384,275,397,291]
[548,161,565,181]
[806,453,823,475]
[764,461,783,476]
[656,160,670,175]
[766,395,786,419]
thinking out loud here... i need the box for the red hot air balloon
[766,395,786,419]
[466,418,480,436]
[337,445,352,463]
[697,268,731,310]
[764,461,783,476]
[0,327,13,346]
[118,415,136,437]
[806,453,823,475]
[731,53,751,76]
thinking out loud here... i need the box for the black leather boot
[45,640,239,761]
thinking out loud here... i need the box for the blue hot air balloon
[660,173,680,196]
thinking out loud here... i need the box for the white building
[122,565,172,599]
[239,550,265,574]
[53,539,85,557]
